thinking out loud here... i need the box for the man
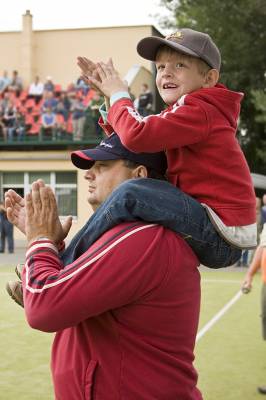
[0,201,14,253]
[242,222,266,395]
[6,134,202,399]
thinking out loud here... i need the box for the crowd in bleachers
[0,70,104,143]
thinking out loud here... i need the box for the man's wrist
[28,236,56,247]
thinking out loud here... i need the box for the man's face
[155,48,206,105]
[84,159,136,210]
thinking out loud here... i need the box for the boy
[75,29,257,267]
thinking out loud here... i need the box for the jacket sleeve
[107,96,209,152]
[22,224,168,333]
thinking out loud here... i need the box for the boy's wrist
[110,91,131,106]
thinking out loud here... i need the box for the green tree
[159,0,266,173]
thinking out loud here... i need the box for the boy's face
[155,48,208,105]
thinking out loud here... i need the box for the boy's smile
[155,49,207,105]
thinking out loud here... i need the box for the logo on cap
[165,31,183,41]
[100,140,113,148]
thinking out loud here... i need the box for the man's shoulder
[94,222,197,260]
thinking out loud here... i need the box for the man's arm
[23,223,166,332]
[242,245,263,291]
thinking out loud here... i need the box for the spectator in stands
[0,70,11,94]
[8,70,23,97]
[75,75,90,96]
[0,105,7,140]
[40,107,57,140]
[42,91,58,113]
[89,91,104,136]
[28,76,44,104]
[13,111,26,141]
[136,83,153,116]
[3,102,16,141]
[56,91,71,122]
[44,76,55,92]
[0,91,11,113]
[70,94,86,141]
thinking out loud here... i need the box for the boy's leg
[62,178,241,267]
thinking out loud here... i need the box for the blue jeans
[0,219,14,253]
[61,178,241,268]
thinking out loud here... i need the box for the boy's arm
[87,61,209,152]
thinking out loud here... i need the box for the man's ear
[203,69,219,88]
[132,165,148,178]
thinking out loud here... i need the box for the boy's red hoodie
[102,84,256,226]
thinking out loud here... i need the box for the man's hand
[241,275,252,294]
[5,189,26,234]
[25,180,72,245]
[84,59,128,98]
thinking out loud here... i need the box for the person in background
[8,70,23,97]
[43,76,55,93]
[0,70,11,95]
[3,102,16,141]
[136,83,153,116]
[0,201,14,253]
[42,91,58,113]
[261,194,266,226]
[40,107,57,140]
[28,76,44,104]
[242,222,266,395]
[70,94,86,140]
[89,91,104,136]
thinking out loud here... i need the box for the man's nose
[84,169,95,180]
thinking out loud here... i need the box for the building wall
[0,150,93,241]
[0,11,162,92]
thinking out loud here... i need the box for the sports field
[0,265,264,399]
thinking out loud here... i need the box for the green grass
[0,266,264,399]
[0,266,53,400]
[196,269,265,400]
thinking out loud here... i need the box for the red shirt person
[9,135,203,399]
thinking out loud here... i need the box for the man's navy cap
[71,133,167,176]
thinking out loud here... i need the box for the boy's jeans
[61,178,241,268]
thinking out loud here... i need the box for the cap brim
[137,36,200,61]
[71,149,119,170]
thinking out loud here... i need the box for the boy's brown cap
[137,28,221,71]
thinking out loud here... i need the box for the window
[0,171,77,217]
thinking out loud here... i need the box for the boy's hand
[86,59,128,98]
[77,57,114,98]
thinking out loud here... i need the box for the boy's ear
[203,69,219,88]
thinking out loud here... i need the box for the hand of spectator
[25,180,73,246]
[5,189,26,234]
[241,274,252,294]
